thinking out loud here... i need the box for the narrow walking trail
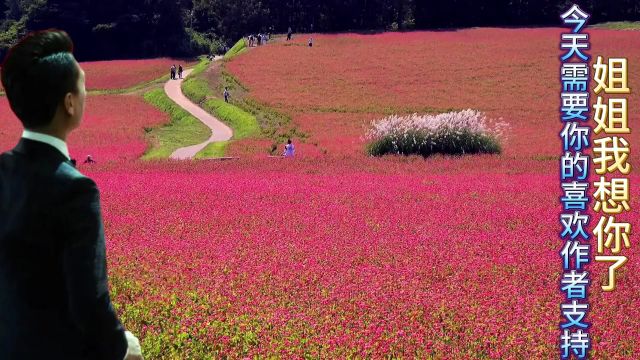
[165,61,233,160]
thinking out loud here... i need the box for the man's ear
[63,92,75,117]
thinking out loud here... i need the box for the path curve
[166,59,233,160]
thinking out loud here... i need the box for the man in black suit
[0,30,143,360]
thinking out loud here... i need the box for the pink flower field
[81,58,197,90]
[225,28,640,160]
[1,29,640,358]
[1,58,195,92]
[90,161,640,359]
[0,94,168,162]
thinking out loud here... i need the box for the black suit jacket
[0,138,127,360]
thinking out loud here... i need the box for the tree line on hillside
[0,0,638,61]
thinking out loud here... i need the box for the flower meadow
[226,28,640,160]
[81,58,197,90]
[0,94,169,162]
[0,58,194,92]
[1,28,640,359]
[87,163,640,359]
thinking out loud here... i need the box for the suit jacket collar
[21,129,70,160]
[13,137,73,166]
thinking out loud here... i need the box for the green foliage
[194,141,229,159]
[142,88,211,159]
[181,57,213,104]
[591,21,640,30]
[185,28,223,56]
[110,280,233,359]
[0,0,45,58]
[367,129,501,158]
[202,98,260,139]
[0,19,25,56]
[190,56,212,77]
[3,1,639,60]
[181,76,212,104]
[223,38,247,60]
[1,0,193,60]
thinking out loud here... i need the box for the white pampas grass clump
[365,109,509,157]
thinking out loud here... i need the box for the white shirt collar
[21,129,71,161]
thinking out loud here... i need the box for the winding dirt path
[166,61,233,160]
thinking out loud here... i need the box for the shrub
[184,29,224,56]
[365,109,508,157]
[224,38,247,60]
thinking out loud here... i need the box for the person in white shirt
[224,87,230,103]
[283,138,295,157]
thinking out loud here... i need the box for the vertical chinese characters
[559,4,591,359]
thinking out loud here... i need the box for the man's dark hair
[1,29,80,129]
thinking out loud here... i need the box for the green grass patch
[193,100,260,159]
[203,99,260,139]
[142,88,211,159]
[224,38,247,60]
[189,56,212,77]
[194,141,229,159]
[591,21,640,30]
[181,58,214,104]
[182,76,212,104]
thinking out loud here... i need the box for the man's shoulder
[56,163,97,191]
[55,161,85,180]
[53,165,100,207]
[1,148,95,189]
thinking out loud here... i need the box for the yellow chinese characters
[593,56,630,94]
[593,97,629,134]
[592,137,631,175]
[592,57,631,292]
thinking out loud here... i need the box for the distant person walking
[287,27,292,41]
[308,37,313,47]
[223,87,230,103]
[178,65,183,79]
[84,155,96,164]
[170,64,176,80]
[283,139,295,157]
